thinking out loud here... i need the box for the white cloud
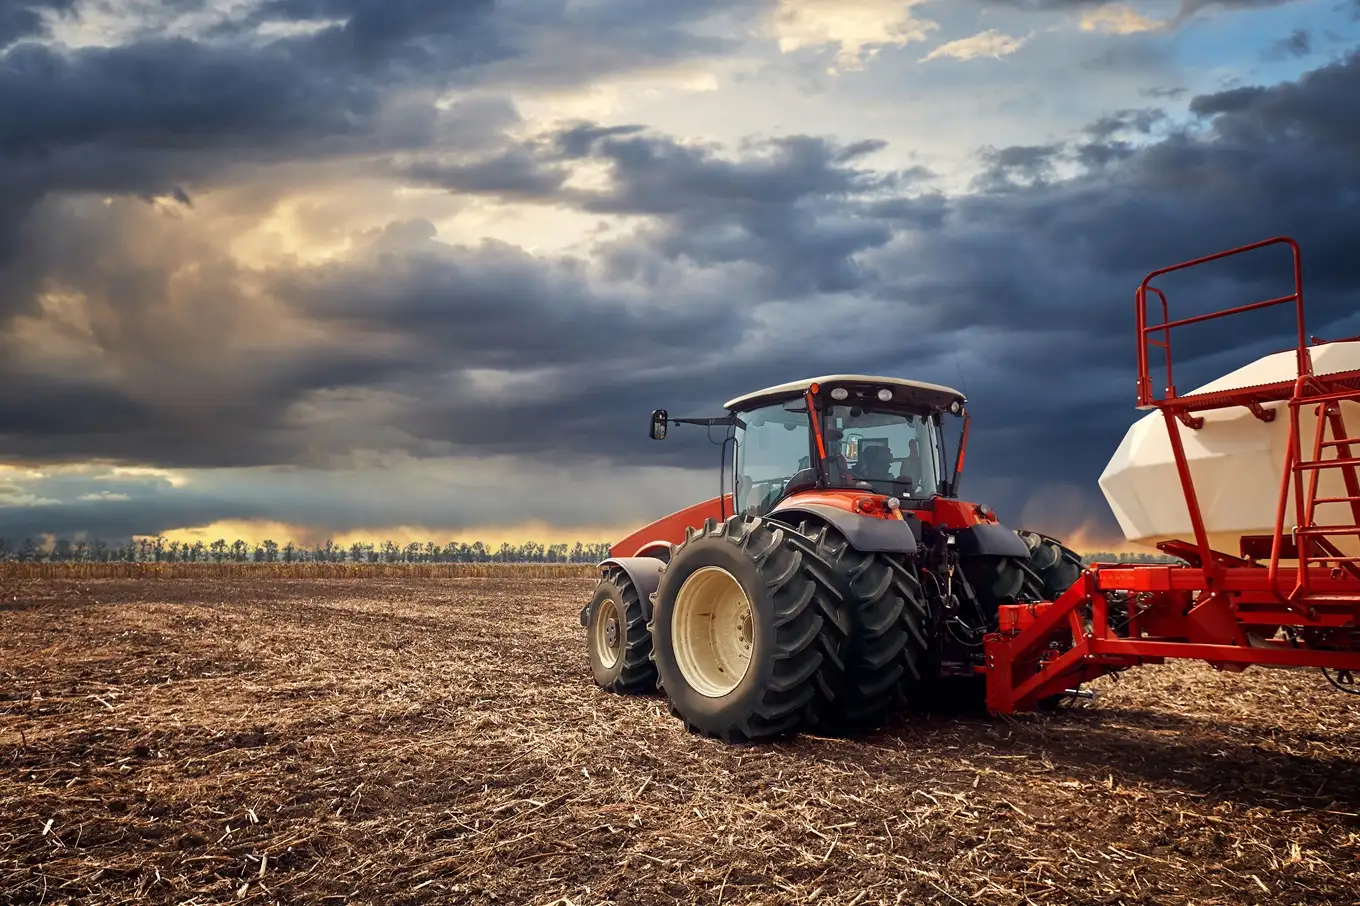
[78,491,131,502]
[772,0,940,73]
[920,29,1029,64]
[1079,4,1166,35]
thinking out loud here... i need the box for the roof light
[877,388,893,401]
[830,387,848,400]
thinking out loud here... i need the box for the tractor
[579,373,1084,742]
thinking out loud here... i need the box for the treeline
[0,537,615,564]
[1080,551,1183,565]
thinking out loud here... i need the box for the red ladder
[1276,371,1360,602]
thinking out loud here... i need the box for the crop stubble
[2,573,1358,905]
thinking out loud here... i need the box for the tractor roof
[723,374,966,412]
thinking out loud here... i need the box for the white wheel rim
[671,566,754,697]
[595,598,622,669]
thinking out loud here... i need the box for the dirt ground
[2,576,1358,906]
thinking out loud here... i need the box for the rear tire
[585,566,657,695]
[792,519,931,731]
[649,515,845,743]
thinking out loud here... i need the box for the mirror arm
[670,415,744,429]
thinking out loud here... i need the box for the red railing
[1135,236,1307,411]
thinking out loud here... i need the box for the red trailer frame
[982,237,1360,713]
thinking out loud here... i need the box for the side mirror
[649,409,668,440]
[844,432,862,461]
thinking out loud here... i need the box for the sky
[1,0,1358,551]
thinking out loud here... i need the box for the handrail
[1135,237,1306,409]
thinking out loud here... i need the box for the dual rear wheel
[583,513,931,742]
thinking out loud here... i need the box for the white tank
[1098,339,1360,558]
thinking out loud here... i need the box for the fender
[768,502,919,554]
[578,556,667,627]
[951,522,1031,559]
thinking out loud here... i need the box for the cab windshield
[733,399,814,516]
[822,404,943,499]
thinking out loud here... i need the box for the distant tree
[282,542,296,563]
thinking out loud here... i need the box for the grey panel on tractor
[769,503,919,554]
[950,523,1031,558]
[579,556,667,626]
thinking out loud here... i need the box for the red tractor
[579,374,1083,742]
[582,236,1360,742]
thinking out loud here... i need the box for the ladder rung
[1321,438,1360,448]
[1303,556,1360,563]
[1297,526,1360,536]
[1315,495,1360,504]
[1296,456,1360,471]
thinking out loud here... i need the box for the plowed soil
[2,576,1358,905]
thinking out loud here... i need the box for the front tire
[649,515,845,743]
[585,566,657,695]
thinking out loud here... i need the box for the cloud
[1265,28,1311,59]
[771,0,940,71]
[980,0,1307,30]
[0,1,1355,547]
[1079,4,1166,33]
[920,29,1029,63]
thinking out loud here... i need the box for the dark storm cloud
[0,38,387,158]
[0,0,76,45]
[402,126,908,295]
[0,498,251,542]
[560,130,902,296]
[1266,28,1312,58]
[971,143,1065,189]
[400,149,569,198]
[282,219,751,371]
[3,3,1359,542]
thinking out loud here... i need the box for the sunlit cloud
[1080,4,1166,35]
[772,0,940,72]
[919,29,1029,63]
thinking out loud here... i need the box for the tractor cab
[715,375,967,518]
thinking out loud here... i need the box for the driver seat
[858,442,893,481]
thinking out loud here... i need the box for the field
[3,571,1359,905]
